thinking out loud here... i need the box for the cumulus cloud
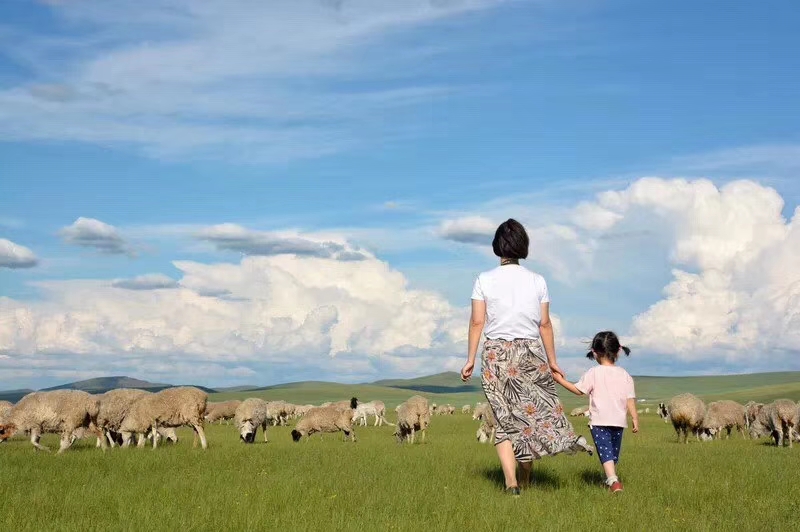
[0,239,38,269]
[111,274,179,290]
[59,217,133,255]
[0,253,476,386]
[438,216,496,244]
[0,0,510,161]
[196,223,369,261]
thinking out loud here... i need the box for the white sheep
[0,400,13,422]
[352,400,392,427]
[667,393,706,443]
[749,399,799,447]
[394,396,430,444]
[569,406,589,417]
[0,390,106,453]
[291,398,358,442]
[461,404,472,415]
[204,400,242,425]
[234,398,270,444]
[119,386,208,450]
[700,400,747,440]
[95,388,152,448]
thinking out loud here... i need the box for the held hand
[632,419,639,433]
[549,362,565,379]
[460,360,475,382]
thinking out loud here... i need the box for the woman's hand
[549,361,565,379]
[460,360,475,382]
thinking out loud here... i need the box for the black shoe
[505,486,521,497]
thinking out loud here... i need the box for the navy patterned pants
[590,425,624,464]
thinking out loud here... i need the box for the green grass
[2,379,799,531]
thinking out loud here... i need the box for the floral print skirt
[481,337,590,463]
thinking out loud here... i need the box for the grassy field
[1,375,799,531]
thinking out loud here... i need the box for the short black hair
[586,331,631,362]
[492,219,529,260]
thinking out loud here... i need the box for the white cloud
[111,273,179,290]
[0,238,38,269]
[438,216,496,244]
[59,217,133,255]
[196,223,369,261]
[0,252,476,386]
[0,0,511,162]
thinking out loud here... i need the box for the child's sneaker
[609,481,624,493]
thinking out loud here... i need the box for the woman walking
[460,219,592,496]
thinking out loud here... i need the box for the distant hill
[372,371,479,394]
[0,389,35,403]
[42,376,171,393]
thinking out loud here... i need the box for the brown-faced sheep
[291,398,358,442]
[667,393,706,443]
[204,400,242,425]
[0,390,106,453]
[394,395,430,444]
[700,400,747,440]
[119,386,208,450]
[234,398,270,444]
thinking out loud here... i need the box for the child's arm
[626,398,639,433]
[553,372,585,396]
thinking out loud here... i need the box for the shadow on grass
[480,466,561,491]
[580,469,606,487]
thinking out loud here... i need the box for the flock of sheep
[659,394,800,447]
[1,388,798,454]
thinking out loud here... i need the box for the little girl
[554,331,638,493]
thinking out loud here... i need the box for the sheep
[264,400,296,426]
[474,405,497,444]
[91,388,152,448]
[667,393,706,443]
[461,405,472,415]
[749,399,799,447]
[394,395,430,444]
[433,404,453,416]
[0,390,106,454]
[657,402,669,422]
[145,427,178,445]
[295,404,314,417]
[0,400,12,421]
[352,400,392,427]
[291,398,358,442]
[118,386,208,450]
[234,398,270,444]
[569,406,589,417]
[700,400,747,440]
[204,400,242,425]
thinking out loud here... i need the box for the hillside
[42,376,171,393]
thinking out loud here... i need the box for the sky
[1,0,799,390]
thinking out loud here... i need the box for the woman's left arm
[461,299,486,382]
[539,302,564,378]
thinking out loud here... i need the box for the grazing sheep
[474,405,497,444]
[352,400,392,427]
[0,390,106,453]
[700,400,747,440]
[749,399,799,447]
[667,393,706,443]
[657,402,669,422]
[461,405,472,415]
[204,400,242,425]
[94,388,152,448]
[569,406,589,417]
[146,427,179,445]
[394,395,430,444]
[119,386,208,450]
[295,404,314,417]
[234,398,270,444]
[472,402,493,421]
[291,398,358,442]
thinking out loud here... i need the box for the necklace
[500,259,518,266]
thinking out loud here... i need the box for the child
[553,331,638,493]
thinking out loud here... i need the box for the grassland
[1,373,799,531]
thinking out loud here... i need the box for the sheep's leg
[151,423,159,450]
[29,430,50,452]
[193,423,208,450]
[106,431,116,448]
[58,432,74,454]
[262,422,269,443]
[136,432,147,448]
[410,427,415,444]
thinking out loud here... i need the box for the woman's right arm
[461,299,486,382]
[539,302,564,378]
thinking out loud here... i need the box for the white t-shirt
[470,265,550,340]
[575,365,636,427]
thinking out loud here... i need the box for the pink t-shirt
[575,365,636,428]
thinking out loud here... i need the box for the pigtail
[585,351,595,359]
[621,345,631,356]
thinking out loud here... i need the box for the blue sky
[1,0,799,389]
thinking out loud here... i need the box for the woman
[460,219,591,496]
